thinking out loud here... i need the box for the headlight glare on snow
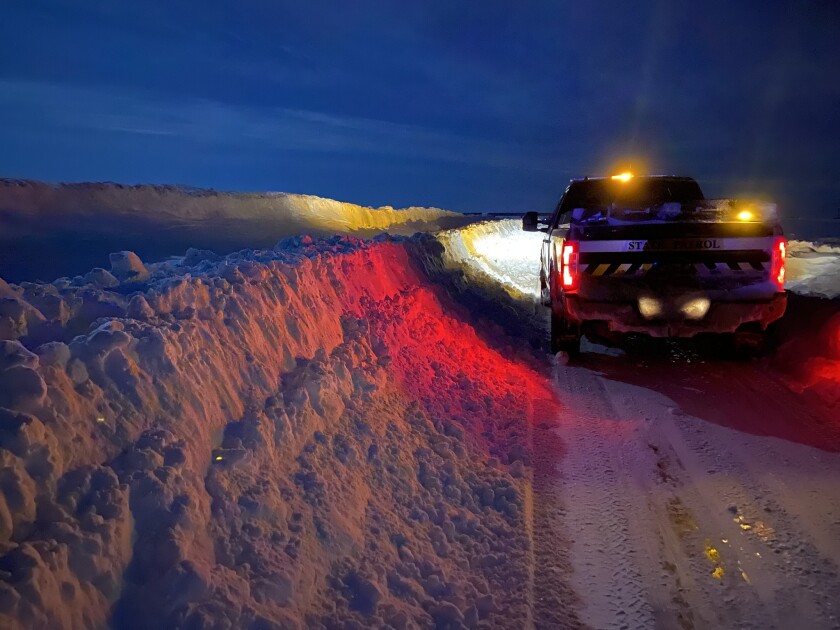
[680,297,711,320]
[638,296,662,319]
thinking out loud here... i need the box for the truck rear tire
[551,310,581,356]
[539,271,551,306]
[731,330,768,359]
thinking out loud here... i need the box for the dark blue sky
[1,1,838,217]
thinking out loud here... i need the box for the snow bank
[0,179,474,282]
[0,235,564,629]
[787,240,840,299]
[436,219,543,301]
[0,179,459,233]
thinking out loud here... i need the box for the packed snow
[0,230,570,629]
[0,179,474,282]
[437,220,543,301]
[0,179,461,233]
[787,240,840,299]
[1,183,839,629]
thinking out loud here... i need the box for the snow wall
[0,179,475,282]
[437,220,544,302]
[787,240,840,300]
[0,234,571,629]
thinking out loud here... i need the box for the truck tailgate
[574,233,781,302]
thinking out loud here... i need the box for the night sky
[1,1,839,218]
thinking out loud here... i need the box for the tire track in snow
[558,351,840,629]
[550,360,656,629]
[526,392,585,629]
[629,366,840,628]
[597,374,777,629]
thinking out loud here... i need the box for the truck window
[557,210,572,227]
[549,188,573,231]
[558,178,704,220]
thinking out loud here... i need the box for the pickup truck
[522,174,787,354]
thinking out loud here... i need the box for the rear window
[559,178,704,217]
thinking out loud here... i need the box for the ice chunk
[429,602,465,627]
[35,342,71,368]
[84,267,120,288]
[0,366,47,411]
[127,295,155,320]
[0,455,38,541]
[84,321,131,355]
[344,570,382,614]
[109,251,149,283]
[183,247,220,266]
[0,277,16,298]
[0,340,39,371]
[0,296,46,340]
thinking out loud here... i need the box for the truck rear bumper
[562,292,787,337]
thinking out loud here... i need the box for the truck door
[545,210,572,294]
[540,203,564,303]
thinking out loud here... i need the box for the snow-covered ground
[437,220,544,301]
[1,184,839,629]
[787,240,840,299]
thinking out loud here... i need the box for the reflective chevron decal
[569,235,777,279]
[583,261,770,276]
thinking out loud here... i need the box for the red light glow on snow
[368,284,562,458]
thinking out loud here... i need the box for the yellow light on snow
[638,296,662,319]
[704,541,726,580]
[215,455,223,461]
[680,297,710,320]
[611,172,634,183]
[737,210,753,221]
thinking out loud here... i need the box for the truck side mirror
[522,211,539,232]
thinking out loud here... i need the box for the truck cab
[523,175,787,354]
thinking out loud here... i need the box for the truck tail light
[560,241,580,292]
[771,237,786,291]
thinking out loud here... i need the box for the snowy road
[534,344,840,629]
